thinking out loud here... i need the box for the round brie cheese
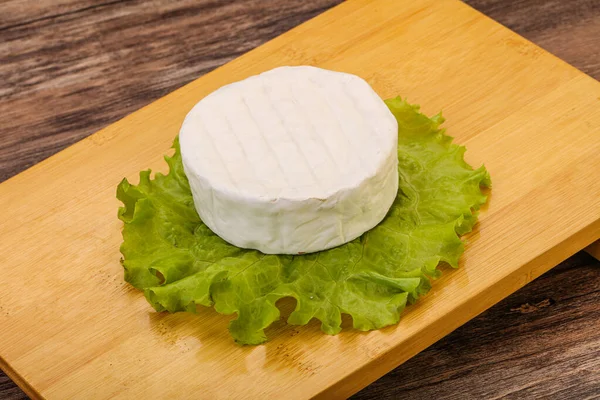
[179,66,398,254]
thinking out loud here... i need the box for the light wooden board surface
[1,0,599,398]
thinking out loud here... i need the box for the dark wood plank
[464,0,600,79]
[1,0,599,399]
[0,373,26,400]
[352,252,600,399]
[0,0,341,183]
[0,0,114,30]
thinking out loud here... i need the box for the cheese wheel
[179,66,398,254]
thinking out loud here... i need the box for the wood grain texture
[0,373,25,400]
[0,0,341,183]
[352,252,600,399]
[465,0,600,80]
[0,0,599,399]
[0,0,117,29]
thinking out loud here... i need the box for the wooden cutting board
[1,0,599,398]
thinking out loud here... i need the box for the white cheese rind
[180,66,398,254]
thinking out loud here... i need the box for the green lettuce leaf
[117,97,491,345]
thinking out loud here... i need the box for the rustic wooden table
[1,1,599,399]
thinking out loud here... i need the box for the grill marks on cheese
[180,66,398,254]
